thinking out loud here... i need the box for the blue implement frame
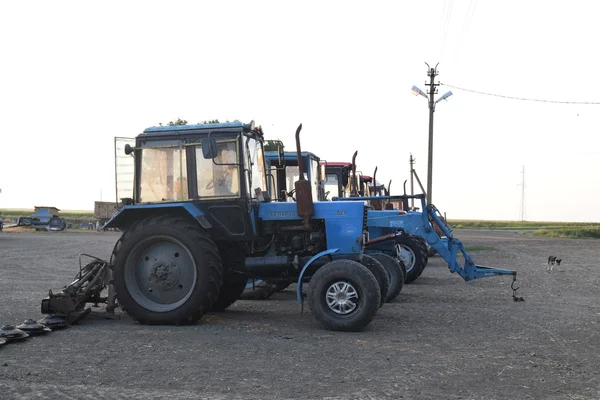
[333,194,517,282]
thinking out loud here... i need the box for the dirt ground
[0,229,599,400]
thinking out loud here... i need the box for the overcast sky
[1,1,598,222]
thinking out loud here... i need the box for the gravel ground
[1,229,599,400]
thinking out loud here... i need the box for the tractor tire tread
[112,215,223,325]
[308,259,380,332]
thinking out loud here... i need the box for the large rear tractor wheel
[395,235,428,284]
[239,279,276,300]
[211,246,247,311]
[111,216,223,325]
[308,259,381,332]
[369,253,404,302]
[211,273,247,311]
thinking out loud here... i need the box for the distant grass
[449,219,600,239]
[533,228,600,239]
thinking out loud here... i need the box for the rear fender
[103,203,212,231]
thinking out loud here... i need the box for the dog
[547,256,562,271]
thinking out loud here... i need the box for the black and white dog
[547,256,562,271]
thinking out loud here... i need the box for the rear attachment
[333,193,524,301]
[2,254,119,348]
[40,254,114,321]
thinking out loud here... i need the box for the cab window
[139,146,188,203]
[195,140,240,198]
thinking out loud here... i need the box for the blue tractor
[321,153,430,284]
[103,121,400,331]
[262,150,428,290]
[261,148,520,296]
[256,149,407,302]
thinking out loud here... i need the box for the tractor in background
[264,149,514,288]
[263,150,428,284]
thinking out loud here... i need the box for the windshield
[285,165,300,202]
[324,173,340,198]
[246,137,267,198]
[139,146,188,203]
[195,140,240,198]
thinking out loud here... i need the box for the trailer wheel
[308,259,380,332]
[359,254,390,307]
[239,279,276,300]
[369,253,404,302]
[395,235,427,284]
[112,216,223,325]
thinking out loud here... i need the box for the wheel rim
[124,235,197,312]
[396,244,416,272]
[325,281,359,315]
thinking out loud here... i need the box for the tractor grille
[362,206,368,232]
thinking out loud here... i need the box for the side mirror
[320,164,327,183]
[124,144,135,155]
[201,137,218,159]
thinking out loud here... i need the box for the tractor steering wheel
[286,189,297,202]
[205,179,216,190]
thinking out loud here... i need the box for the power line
[441,83,600,104]
[439,0,454,60]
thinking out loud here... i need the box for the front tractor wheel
[359,254,390,308]
[112,216,223,325]
[369,253,404,302]
[308,259,381,332]
[395,235,428,284]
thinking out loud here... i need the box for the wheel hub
[396,244,416,272]
[326,281,359,315]
[125,236,197,312]
[149,261,180,290]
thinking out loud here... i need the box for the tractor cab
[106,121,269,240]
[320,161,351,200]
[264,151,325,202]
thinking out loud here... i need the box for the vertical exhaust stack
[372,166,382,210]
[350,151,358,197]
[372,166,378,196]
[293,124,314,230]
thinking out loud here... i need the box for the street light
[412,64,453,205]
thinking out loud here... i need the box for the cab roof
[264,151,320,161]
[322,161,352,167]
[140,122,249,137]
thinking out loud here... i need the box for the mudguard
[296,248,340,303]
[103,202,212,231]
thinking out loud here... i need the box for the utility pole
[412,64,452,206]
[409,154,415,210]
[425,63,440,205]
